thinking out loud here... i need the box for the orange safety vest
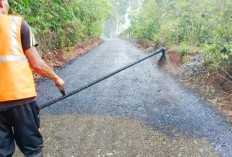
[0,14,36,102]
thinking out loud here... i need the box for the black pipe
[39,47,166,110]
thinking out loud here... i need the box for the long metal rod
[39,47,166,110]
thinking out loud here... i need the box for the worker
[0,0,65,156]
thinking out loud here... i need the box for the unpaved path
[15,39,232,156]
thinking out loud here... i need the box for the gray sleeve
[21,20,38,51]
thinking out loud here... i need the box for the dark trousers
[0,101,43,157]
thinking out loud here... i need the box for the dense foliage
[130,0,232,67]
[10,0,111,52]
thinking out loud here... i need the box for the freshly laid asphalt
[36,38,232,157]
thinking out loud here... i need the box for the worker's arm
[24,46,65,88]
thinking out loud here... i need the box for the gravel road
[15,39,232,157]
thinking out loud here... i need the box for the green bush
[9,0,111,52]
[130,0,232,67]
[179,42,189,57]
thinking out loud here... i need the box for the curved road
[36,39,232,156]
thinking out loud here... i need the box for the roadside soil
[42,39,102,68]
[33,39,102,81]
[136,41,232,124]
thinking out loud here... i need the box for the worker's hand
[54,77,65,88]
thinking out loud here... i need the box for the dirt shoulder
[34,39,102,81]
[42,39,102,68]
[129,39,232,124]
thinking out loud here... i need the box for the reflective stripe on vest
[0,55,28,63]
[0,17,28,63]
[11,16,19,55]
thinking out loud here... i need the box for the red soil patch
[202,70,232,122]
[167,51,182,67]
[34,39,101,82]
[42,39,101,68]
[158,50,182,72]
[205,70,232,93]
[137,40,153,49]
